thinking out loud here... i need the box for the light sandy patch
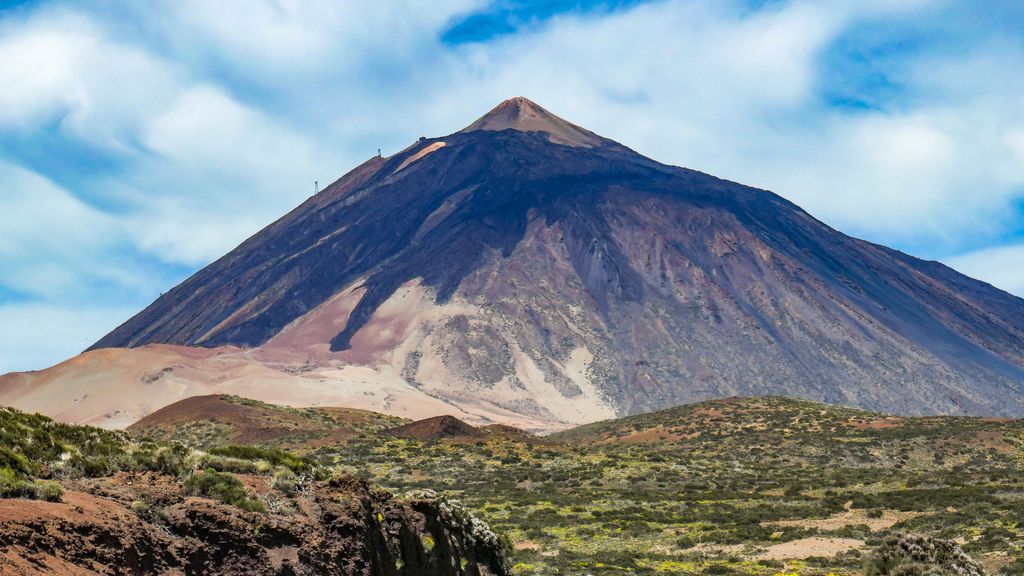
[559,347,592,390]
[0,342,571,432]
[261,282,366,360]
[345,281,614,429]
[511,347,615,425]
[685,543,747,555]
[342,280,478,366]
[514,540,540,551]
[393,141,446,173]
[758,537,863,560]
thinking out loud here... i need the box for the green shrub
[131,498,171,524]
[0,467,34,498]
[194,453,259,474]
[271,468,298,496]
[0,447,36,477]
[34,480,64,502]
[208,445,310,474]
[129,444,189,476]
[182,469,266,513]
[66,455,114,477]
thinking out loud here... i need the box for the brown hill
[479,424,534,440]
[385,415,484,440]
[128,394,407,449]
[549,396,1024,452]
[6,97,1024,432]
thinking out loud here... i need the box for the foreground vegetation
[3,396,1023,575]
[0,404,512,575]
[314,397,1024,575]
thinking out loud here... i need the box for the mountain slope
[5,97,1024,430]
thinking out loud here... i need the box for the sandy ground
[757,537,864,560]
[0,280,614,433]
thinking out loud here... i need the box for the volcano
[4,97,1024,431]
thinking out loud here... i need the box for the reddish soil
[0,471,508,575]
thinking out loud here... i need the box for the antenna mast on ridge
[314,180,319,195]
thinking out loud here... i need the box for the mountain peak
[21,96,1024,435]
[460,96,604,147]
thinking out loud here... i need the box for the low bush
[865,534,984,576]
[34,480,64,502]
[271,468,298,496]
[128,444,189,477]
[0,447,36,477]
[0,468,64,502]
[193,453,260,474]
[208,445,310,474]
[0,467,35,498]
[182,469,266,513]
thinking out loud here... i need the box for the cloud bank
[1,0,1022,372]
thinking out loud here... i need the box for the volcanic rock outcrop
[0,472,509,576]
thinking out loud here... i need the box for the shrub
[0,447,36,477]
[0,467,34,498]
[865,534,985,576]
[34,481,64,502]
[193,453,259,474]
[129,444,189,476]
[271,468,298,496]
[208,445,310,474]
[182,469,266,513]
[131,498,171,524]
[66,455,114,478]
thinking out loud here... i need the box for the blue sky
[1,0,1023,373]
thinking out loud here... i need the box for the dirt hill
[385,416,485,440]
[128,394,408,449]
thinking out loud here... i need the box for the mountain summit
[459,97,604,147]
[5,97,1024,431]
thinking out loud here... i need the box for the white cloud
[0,11,182,152]
[2,0,1024,373]
[151,0,483,75]
[0,9,342,267]
[0,160,151,373]
[0,159,140,300]
[124,85,337,264]
[142,85,323,189]
[945,244,1024,297]
[0,302,136,374]
[429,0,1024,255]
[755,105,1024,248]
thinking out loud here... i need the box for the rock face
[6,96,1024,431]
[0,472,509,576]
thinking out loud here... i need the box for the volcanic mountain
[4,97,1024,431]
